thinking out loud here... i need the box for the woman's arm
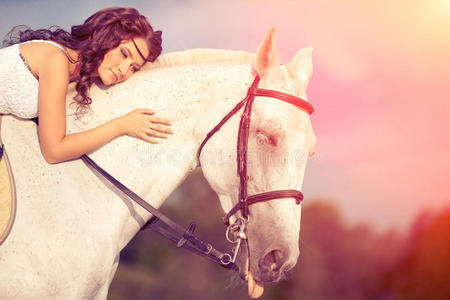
[37,48,171,164]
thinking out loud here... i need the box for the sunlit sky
[1,0,449,232]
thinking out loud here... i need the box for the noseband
[197,75,314,227]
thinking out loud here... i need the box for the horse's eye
[255,132,277,147]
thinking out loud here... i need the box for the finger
[138,108,155,115]
[143,128,169,139]
[144,121,173,134]
[140,132,159,144]
[149,124,173,134]
[147,115,172,125]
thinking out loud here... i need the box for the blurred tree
[383,208,450,300]
[282,201,404,300]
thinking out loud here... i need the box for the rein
[81,154,237,269]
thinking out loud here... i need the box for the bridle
[78,74,314,269]
[197,75,314,264]
[197,75,314,225]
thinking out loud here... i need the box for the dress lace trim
[19,52,38,80]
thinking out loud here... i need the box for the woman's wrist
[113,116,126,136]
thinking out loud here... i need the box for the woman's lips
[110,69,118,81]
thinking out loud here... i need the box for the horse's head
[198,28,316,296]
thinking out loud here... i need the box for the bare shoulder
[19,41,70,78]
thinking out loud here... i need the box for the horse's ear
[288,47,313,88]
[254,27,280,78]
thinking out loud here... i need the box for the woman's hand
[118,108,173,143]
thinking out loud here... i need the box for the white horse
[0,28,316,299]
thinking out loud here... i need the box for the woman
[0,7,173,164]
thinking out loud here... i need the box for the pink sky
[1,0,449,231]
[154,0,450,231]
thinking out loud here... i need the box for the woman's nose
[118,62,131,80]
[117,68,124,80]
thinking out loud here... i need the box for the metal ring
[236,215,249,225]
[226,225,239,243]
[220,253,233,265]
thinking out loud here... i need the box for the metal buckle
[177,222,196,248]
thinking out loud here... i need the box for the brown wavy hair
[3,7,162,115]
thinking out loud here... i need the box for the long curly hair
[3,7,162,115]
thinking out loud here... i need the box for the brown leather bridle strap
[196,77,261,163]
[222,189,304,224]
[196,99,247,163]
[236,76,261,218]
[80,154,237,270]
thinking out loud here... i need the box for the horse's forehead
[259,65,302,91]
[252,100,306,132]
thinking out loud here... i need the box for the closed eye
[121,48,139,72]
[255,131,278,147]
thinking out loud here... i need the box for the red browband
[250,88,314,115]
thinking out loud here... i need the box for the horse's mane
[144,49,255,70]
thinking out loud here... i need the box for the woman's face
[97,37,150,86]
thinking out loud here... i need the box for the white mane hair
[146,49,256,69]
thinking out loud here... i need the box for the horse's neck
[66,57,253,216]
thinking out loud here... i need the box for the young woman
[0,7,173,164]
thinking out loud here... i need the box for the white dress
[0,40,67,119]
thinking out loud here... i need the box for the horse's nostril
[258,249,285,282]
[259,249,284,272]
